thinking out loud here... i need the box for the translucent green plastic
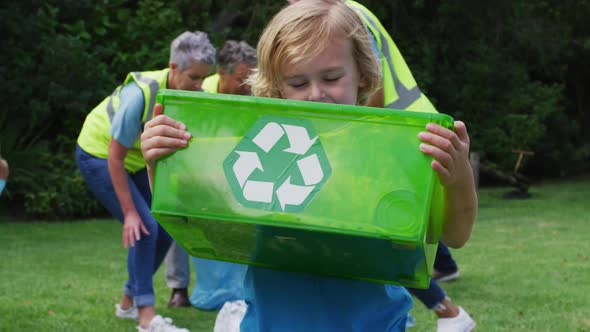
[151,89,453,288]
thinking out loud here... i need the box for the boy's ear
[169,62,178,72]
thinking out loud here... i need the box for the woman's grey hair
[170,31,216,70]
[219,40,257,74]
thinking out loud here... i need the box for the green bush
[0,0,588,219]
[23,168,104,219]
[0,0,283,219]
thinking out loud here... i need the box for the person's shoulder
[121,81,144,99]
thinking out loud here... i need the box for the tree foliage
[0,0,588,218]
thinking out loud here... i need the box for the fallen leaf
[48,310,56,316]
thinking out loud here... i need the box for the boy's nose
[307,82,324,102]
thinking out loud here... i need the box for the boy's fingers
[431,160,451,183]
[419,132,454,154]
[426,123,461,151]
[420,143,452,169]
[142,136,187,151]
[454,121,470,144]
[156,124,190,140]
[144,114,186,131]
[142,124,190,143]
[143,147,183,163]
[153,103,164,117]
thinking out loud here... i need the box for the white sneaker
[115,303,138,320]
[137,315,190,332]
[214,300,247,332]
[433,269,461,282]
[437,307,476,332]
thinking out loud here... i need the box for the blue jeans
[407,242,455,308]
[407,278,446,309]
[434,242,458,273]
[76,145,173,306]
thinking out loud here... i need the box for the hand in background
[122,210,150,248]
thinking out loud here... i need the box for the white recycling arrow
[243,180,274,203]
[276,176,315,211]
[296,153,324,185]
[281,124,318,155]
[233,151,263,188]
[253,122,284,153]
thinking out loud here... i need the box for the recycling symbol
[223,115,332,212]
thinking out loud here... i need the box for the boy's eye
[324,74,342,82]
[287,80,307,88]
[190,76,201,81]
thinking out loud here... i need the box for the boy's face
[279,36,365,105]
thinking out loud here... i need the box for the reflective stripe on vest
[132,72,160,122]
[106,88,119,122]
[352,7,421,109]
[105,72,162,124]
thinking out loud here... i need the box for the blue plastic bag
[190,257,248,310]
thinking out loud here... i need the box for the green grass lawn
[1,177,589,331]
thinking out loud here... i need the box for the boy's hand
[140,104,191,169]
[418,121,472,188]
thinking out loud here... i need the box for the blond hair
[249,0,381,105]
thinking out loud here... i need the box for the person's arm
[141,104,191,191]
[418,121,477,248]
[107,140,149,248]
[108,82,150,247]
[0,159,8,195]
[0,158,8,180]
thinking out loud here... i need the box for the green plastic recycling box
[151,89,453,288]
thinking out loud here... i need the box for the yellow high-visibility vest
[347,1,437,113]
[77,69,169,172]
[202,73,220,93]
